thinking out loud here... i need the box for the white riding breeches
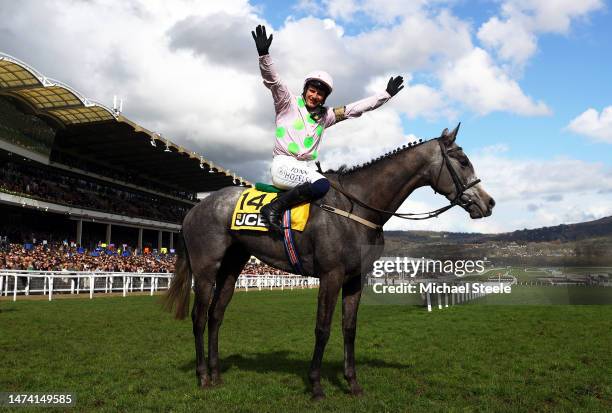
[270,155,326,190]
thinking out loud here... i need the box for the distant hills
[386,215,612,244]
[384,215,612,265]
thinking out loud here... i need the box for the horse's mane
[324,137,433,176]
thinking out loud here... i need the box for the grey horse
[163,124,495,400]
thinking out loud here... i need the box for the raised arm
[323,76,404,127]
[252,25,291,115]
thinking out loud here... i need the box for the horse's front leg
[309,274,342,401]
[342,275,363,396]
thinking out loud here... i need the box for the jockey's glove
[251,24,273,56]
[386,76,404,97]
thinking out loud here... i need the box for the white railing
[238,274,320,291]
[423,277,517,312]
[367,276,517,312]
[0,271,320,301]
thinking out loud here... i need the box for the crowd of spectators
[0,240,291,275]
[0,98,55,157]
[0,242,175,273]
[242,262,289,275]
[0,160,191,223]
[51,152,198,202]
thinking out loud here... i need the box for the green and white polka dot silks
[259,54,392,161]
[271,95,325,160]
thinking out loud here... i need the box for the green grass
[472,285,612,305]
[1,290,611,412]
[508,267,549,281]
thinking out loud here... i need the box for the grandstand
[0,52,249,253]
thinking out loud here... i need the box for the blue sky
[1,0,611,233]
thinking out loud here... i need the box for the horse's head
[428,124,495,218]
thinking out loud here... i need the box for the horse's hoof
[211,376,224,386]
[197,375,211,389]
[311,388,326,401]
[312,393,326,402]
[350,384,364,397]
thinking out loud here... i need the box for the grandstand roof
[0,53,250,192]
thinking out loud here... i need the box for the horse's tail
[162,231,192,320]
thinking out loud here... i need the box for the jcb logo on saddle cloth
[231,188,310,232]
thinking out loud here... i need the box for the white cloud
[366,74,456,120]
[478,0,604,66]
[294,0,325,15]
[325,0,359,21]
[346,10,473,73]
[479,143,510,156]
[324,0,445,24]
[439,48,551,116]
[472,153,612,202]
[514,0,604,33]
[477,17,536,65]
[321,108,410,170]
[566,107,612,143]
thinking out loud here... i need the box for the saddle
[254,182,283,193]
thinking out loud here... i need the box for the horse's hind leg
[189,235,231,388]
[309,272,343,401]
[192,278,215,388]
[207,243,250,385]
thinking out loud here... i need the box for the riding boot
[260,183,313,233]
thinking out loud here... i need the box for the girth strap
[317,203,382,230]
[282,209,304,275]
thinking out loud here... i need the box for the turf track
[1,289,611,412]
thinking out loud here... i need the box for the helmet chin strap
[302,91,328,121]
[309,103,327,121]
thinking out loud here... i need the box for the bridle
[433,139,482,213]
[328,138,482,222]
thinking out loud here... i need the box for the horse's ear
[441,128,449,137]
[441,123,460,146]
[450,122,461,138]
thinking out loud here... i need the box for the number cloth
[231,187,310,232]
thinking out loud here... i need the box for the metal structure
[0,52,250,191]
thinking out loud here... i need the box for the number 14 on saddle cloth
[230,188,310,232]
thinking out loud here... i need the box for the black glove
[386,76,404,97]
[251,25,273,56]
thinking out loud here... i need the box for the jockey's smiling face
[304,85,327,110]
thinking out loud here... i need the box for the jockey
[252,25,404,232]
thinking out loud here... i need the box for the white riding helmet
[303,70,333,96]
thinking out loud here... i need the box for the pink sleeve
[259,55,292,115]
[323,91,392,128]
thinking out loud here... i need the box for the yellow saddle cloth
[231,188,310,232]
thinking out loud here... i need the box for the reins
[317,138,481,227]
